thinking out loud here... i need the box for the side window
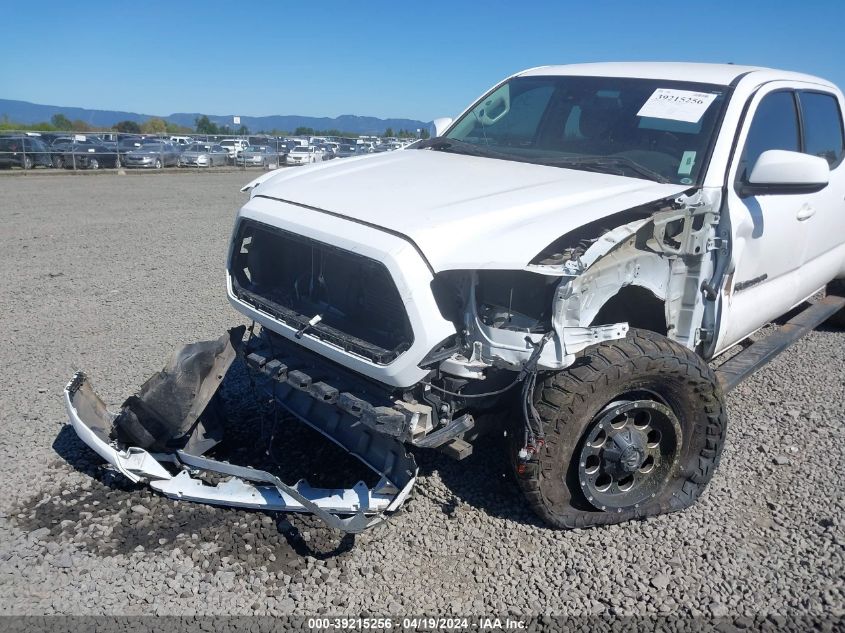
[798,91,845,166]
[739,91,799,181]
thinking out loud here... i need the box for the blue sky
[2,1,843,121]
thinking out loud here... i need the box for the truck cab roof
[517,62,835,90]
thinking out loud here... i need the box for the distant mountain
[0,98,429,134]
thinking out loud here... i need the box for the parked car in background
[285,145,323,165]
[60,139,119,169]
[89,135,118,150]
[0,136,52,169]
[117,136,144,166]
[382,140,405,151]
[47,138,74,168]
[219,139,249,161]
[321,141,340,155]
[334,143,360,158]
[124,142,180,168]
[141,137,170,146]
[248,136,278,148]
[35,132,65,146]
[276,140,302,159]
[235,145,280,167]
[179,143,229,167]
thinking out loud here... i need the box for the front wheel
[88,158,99,170]
[512,328,727,529]
[154,159,162,169]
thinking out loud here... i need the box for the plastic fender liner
[113,326,246,454]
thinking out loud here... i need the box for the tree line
[0,112,428,138]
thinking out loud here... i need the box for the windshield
[437,75,729,184]
[184,144,209,152]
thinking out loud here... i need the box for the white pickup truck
[65,62,845,532]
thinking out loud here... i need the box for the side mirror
[744,149,829,195]
[431,117,453,138]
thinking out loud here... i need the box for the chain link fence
[0,130,413,174]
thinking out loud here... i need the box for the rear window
[798,91,845,167]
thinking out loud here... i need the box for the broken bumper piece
[64,369,416,534]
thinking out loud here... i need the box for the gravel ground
[0,171,843,621]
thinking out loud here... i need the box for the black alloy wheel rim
[577,399,681,512]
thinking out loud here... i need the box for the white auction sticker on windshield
[637,89,718,123]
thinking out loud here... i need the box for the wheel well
[590,285,667,336]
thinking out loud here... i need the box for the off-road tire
[512,328,727,529]
[826,279,845,328]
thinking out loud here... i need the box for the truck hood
[248,149,689,271]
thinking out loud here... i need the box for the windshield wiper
[414,137,511,160]
[543,155,670,183]
[416,140,672,183]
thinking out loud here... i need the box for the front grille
[229,218,414,364]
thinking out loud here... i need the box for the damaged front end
[64,326,416,533]
[432,188,724,380]
[422,189,725,463]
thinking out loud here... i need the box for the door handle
[796,204,816,221]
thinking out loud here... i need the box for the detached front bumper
[63,330,417,533]
[64,373,171,483]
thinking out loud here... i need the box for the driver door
[717,84,818,351]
